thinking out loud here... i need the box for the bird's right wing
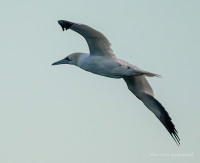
[58,20,115,57]
[123,76,180,145]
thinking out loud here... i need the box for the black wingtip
[171,132,180,146]
[58,20,73,31]
[141,93,181,146]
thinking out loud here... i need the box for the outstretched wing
[123,76,180,145]
[58,20,115,57]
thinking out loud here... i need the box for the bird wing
[123,76,180,145]
[58,20,115,57]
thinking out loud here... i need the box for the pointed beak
[52,58,68,66]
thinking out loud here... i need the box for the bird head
[52,52,84,66]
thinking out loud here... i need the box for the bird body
[78,54,124,78]
[52,20,180,145]
[55,52,158,79]
[78,54,144,78]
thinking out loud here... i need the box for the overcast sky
[0,0,200,162]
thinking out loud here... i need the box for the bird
[52,20,180,145]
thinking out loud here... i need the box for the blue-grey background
[1,0,199,162]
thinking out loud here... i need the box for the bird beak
[52,58,68,66]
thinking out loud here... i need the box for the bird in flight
[52,20,180,145]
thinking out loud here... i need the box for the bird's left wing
[123,76,180,145]
[58,20,115,57]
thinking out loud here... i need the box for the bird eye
[65,56,72,61]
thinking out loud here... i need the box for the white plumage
[52,20,180,145]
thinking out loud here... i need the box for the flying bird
[52,20,180,145]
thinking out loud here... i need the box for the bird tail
[142,71,161,78]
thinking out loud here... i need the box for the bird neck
[76,53,90,66]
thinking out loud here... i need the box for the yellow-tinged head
[52,52,85,66]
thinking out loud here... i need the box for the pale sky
[0,0,200,162]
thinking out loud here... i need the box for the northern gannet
[52,20,180,145]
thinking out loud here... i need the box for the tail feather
[143,71,161,78]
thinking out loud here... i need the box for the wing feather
[58,20,115,57]
[123,76,180,145]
